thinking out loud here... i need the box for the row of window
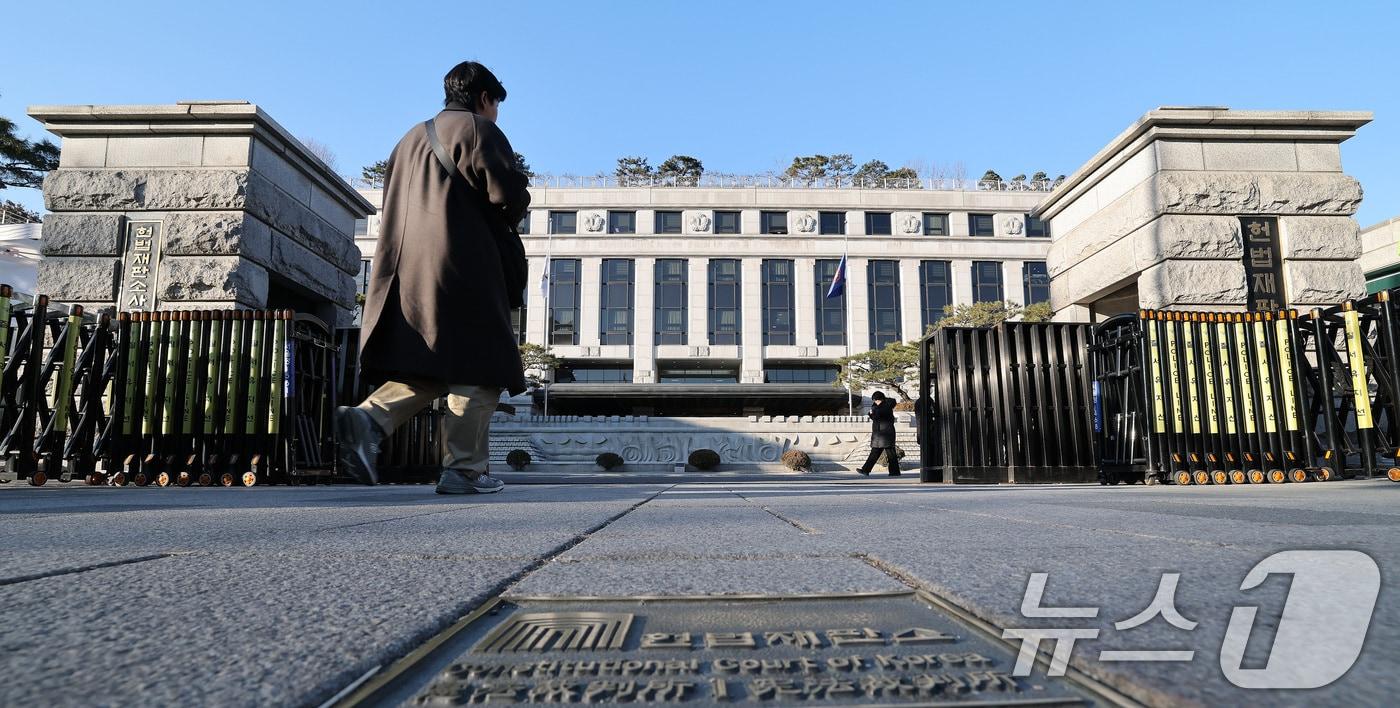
[520,210,1050,237]
[542,259,1050,350]
[552,363,838,385]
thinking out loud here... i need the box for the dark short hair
[871,391,886,401]
[443,61,507,110]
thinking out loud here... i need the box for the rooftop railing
[0,205,42,225]
[526,175,1064,191]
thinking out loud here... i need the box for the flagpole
[844,233,853,417]
[542,222,554,417]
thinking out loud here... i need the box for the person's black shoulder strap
[424,118,473,191]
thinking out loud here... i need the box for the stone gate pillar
[28,101,373,326]
[1034,107,1372,319]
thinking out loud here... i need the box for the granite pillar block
[40,213,124,256]
[34,258,121,302]
[157,256,268,307]
[163,212,273,266]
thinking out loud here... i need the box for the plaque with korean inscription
[1240,216,1284,312]
[347,593,1119,706]
[118,220,163,311]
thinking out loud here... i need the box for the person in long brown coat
[336,61,530,494]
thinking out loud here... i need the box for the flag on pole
[825,254,847,299]
[539,268,550,299]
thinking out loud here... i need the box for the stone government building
[355,180,1054,416]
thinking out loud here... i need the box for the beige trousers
[357,380,502,474]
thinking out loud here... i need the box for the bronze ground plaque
[340,592,1129,706]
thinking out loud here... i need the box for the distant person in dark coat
[857,391,901,477]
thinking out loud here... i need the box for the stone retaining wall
[485,414,919,472]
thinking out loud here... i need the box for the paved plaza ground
[1,473,1397,706]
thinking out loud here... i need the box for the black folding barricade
[1089,295,1400,485]
[919,322,1097,484]
[0,286,340,487]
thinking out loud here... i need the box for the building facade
[356,180,1052,415]
[1360,215,1400,294]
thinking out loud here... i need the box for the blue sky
[3,0,1396,225]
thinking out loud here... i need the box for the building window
[655,259,688,345]
[548,259,581,345]
[549,211,577,234]
[516,212,530,234]
[1026,214,1051,238]
[762,259,795,345]
[865,211,892,235]
[761,211,788,235]
[358,259,372,298]
[920,260,952,331]
[765,366,839,384]
[353,219,368,237]
[714,210,740,234]
[655,210,682,234]
[608,210,636,234]
[922,212,949,236]
[972,261,1005,303]
[599,259,634,345]
[819,211,845,235]
[969,213,995,237]
[1024,261,1050,305]
[510,287,527,344]
[814,259,846,346]
[708,258,741,345]
[554,363,633,383]
[867,260,902,350]
[659,364,738,384]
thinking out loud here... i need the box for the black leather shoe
[888,471,902,477]
[857,469,871,476]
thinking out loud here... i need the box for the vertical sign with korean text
[119,220,163,311]
[1241,216,1285,312]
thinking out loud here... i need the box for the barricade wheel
[177,471,192,488]
[132,472,149,487]
[220,472,236,488]
[1143,474,1160,486]
[86,474,100,486]
[1229,470,1247,485]
[29,471,46,487]
[1288,468,1310,483]
[198,472,214,487]
[1387,467,1400,483]
[1212,470,1229,485]
[156,471,171,488]
[1247,470,1266,484]
[241,471,257,488]
[1191,470,1208,485]
[1175,471,1193,486]
[110,472,127,487]
[58,472,72,484]
[1267,469,1287,484]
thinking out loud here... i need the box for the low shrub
[781,449,812,471]
[688,448,721,471]
[879,446,907,466]
[506,449,531,471]
[596,452,624,471]
[893,399,915,412]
